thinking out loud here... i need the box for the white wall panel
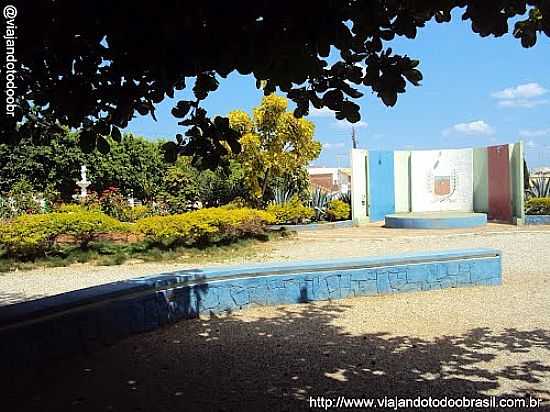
[411,149,474,212]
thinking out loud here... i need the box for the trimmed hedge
[133,207,275,247]
[0,210,128,258]
[0,207,276,260]
[326,199,351,221]
[266,196,314,224]
[525,197,550,215]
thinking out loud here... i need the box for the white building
[531,167,550,177]
[308,167,351,193]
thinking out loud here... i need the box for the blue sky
[126,11,550,169]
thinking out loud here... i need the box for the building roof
[308,167,351,176]
[531,167,550,175]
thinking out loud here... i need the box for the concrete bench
[0,248,501,380]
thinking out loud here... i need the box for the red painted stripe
[487,145,512,222]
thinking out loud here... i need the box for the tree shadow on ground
[9,302,550,412]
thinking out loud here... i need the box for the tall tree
[0,131,168,201]
[229,95,321,203]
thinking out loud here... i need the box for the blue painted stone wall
[177,258,501,314]
[0,249,501,386]
[525,215,550,225]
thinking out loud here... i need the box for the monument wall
[351,141,525,223]
[410,148,474,213]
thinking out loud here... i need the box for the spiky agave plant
[338,191,352,206]
[272,185,295,205]
[526,176,550,200]
[309,186,334,221]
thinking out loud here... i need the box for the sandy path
[6,224,550,411]
[1,223,549,305]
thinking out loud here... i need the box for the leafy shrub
[0,179,45,219]
[67,188,149,222]
[326,199,351,221]
[54,210,129,247]
[0,210,128,258]
[55,203,88,213]
[160,157,201,213]
[134,207,275,247]
[197,161,248,208]
[97,187,128,220]
[525,197,550,215]
[266,196,314,224]
[121,205,151,222]
[81,191,101,210]
[220,197,252,210]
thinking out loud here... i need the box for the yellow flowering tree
[228,95,321,204]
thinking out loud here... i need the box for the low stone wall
[525,215,550,225]
[0,248,501,385]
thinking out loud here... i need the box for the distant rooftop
[531,167,550,174]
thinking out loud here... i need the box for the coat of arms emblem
[425,151,458,202]
[434,176,451,196]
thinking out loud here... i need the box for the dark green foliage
[0,179,44,219]
[4,1,548,167]
[197,162,249,208]
[159,157,248,212]
[0,236,281,273]
[268,168,312,205]
[159,157,202,213]
[95,187,129,221]
[0,131,168,202]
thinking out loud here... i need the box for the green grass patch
[0,232,292,273]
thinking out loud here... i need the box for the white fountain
[74,165,91,201]
[128,190,135,208]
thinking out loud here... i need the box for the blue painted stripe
[368,151,395,221]
[525,215,550,225]
[385,213,487,229]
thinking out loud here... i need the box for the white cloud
[309,107,335,117]
[497,99,549,108]
[322,142,345,150]
[492,82,547,99]
[443,120,495,136]
[519,128,550,137]
[526,140,538,148]
[492,82,548,108]
[332,120,368,129]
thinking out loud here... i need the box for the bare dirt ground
[6,223,550,411]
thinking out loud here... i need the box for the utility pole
[351,126,357,149]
